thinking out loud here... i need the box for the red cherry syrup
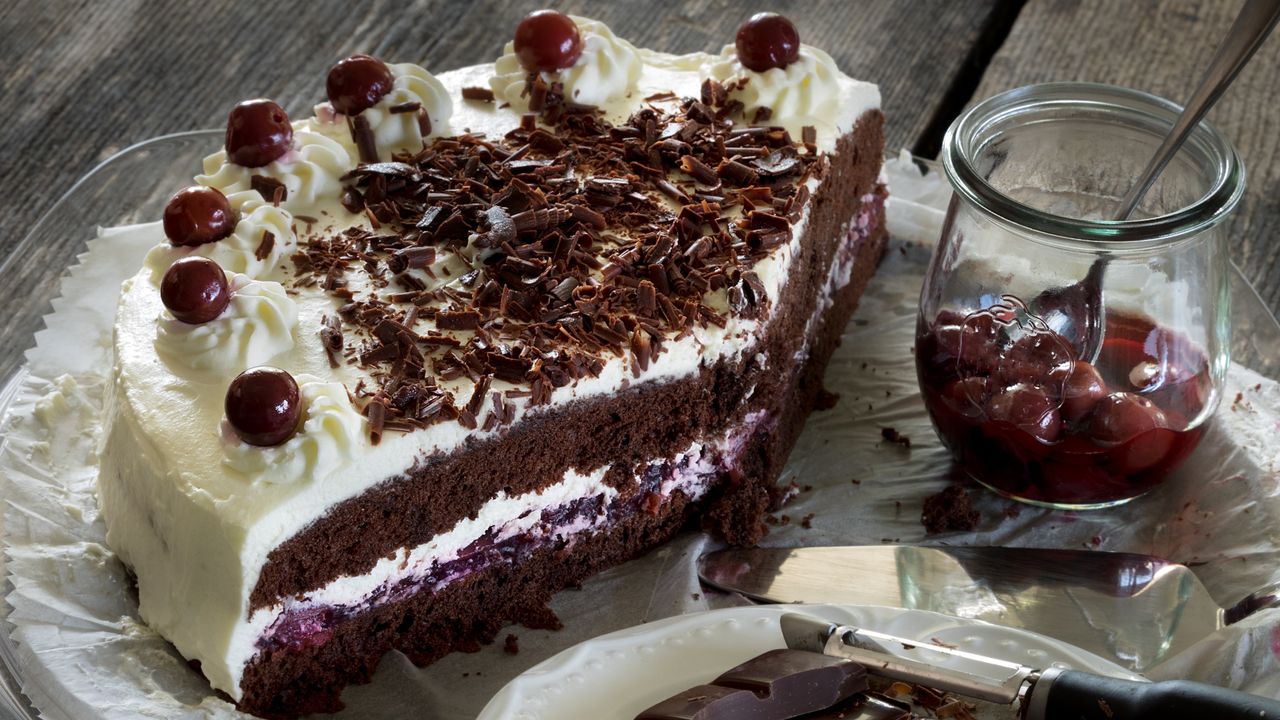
[917,296,1211,505]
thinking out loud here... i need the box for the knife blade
[780,612,1280,720]
[697,545,1280,672]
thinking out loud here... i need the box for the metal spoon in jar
[1036,0,1280,361]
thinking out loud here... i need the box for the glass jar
[917,83,1244,508]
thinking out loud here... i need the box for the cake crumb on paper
[879,427,911,449]
[921,485,979,534]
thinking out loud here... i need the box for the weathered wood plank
[0,0,999,378]
[969,0,1280,317]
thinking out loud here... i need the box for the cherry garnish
[1088,392,1167,445]
[163,186,236,247]
[985,383,1062,443]
[326,54,394,115]
[225,99,293,168]
[513,9,583,73]
[225,367,302,447]
[735,12,801,72]
[160,257,231,324]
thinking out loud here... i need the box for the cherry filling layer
[255,444,732,654]
[917,298,1213,505]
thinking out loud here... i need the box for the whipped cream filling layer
[98,46,880,700]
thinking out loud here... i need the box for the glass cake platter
[0,134,1278,719]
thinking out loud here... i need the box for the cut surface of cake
[95,11,886,717]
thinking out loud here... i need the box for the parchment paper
[2,152,1278,719]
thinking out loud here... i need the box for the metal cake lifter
[781,612,1280,719]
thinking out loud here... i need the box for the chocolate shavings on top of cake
[291,80,824,439]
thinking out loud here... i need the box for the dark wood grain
[970,0,1280,317]
[0,0,1001,379]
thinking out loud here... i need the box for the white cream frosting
[144,200,296,283]
[155,274,298,374]
[707,44,843,128]
[490,15,642,109]
[196,126,351,211]
[98,45,881,700]
[312,62,452,159]
[221,376,365,485]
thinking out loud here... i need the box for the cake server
[697,545,1280,671]
[780,612,1280,719]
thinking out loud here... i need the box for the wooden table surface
[0,0,1275,381]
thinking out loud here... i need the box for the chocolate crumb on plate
[502,633,519,655]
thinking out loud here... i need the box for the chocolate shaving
[717,159,759,186]
[462,87,495,103]
[352,161,419,178]
[290,80,822,437]
[389,101,421,114]
[467,375,492,416]
[752,147,801,177]
[417,108,433,138]
[340,187,364,214]
[351,115,379,164]
[679,155,719,186]
[388,246,436,274]
[700,78,728,107]
[480,205,516,246]
[320,314,344,368]
[250,175,287,204]
[251,230,274,262]
[366,399,387,445]
[436,310,481,330]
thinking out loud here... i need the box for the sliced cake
[96,10,887,717]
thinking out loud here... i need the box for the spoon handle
[1113,0,1280,220]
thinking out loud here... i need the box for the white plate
[478,604,1142,720]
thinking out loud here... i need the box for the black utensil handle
[1029,668,1280,720]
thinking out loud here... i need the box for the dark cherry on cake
[513,9,583,72]
[916,299,1211,505]
[735,12,801,72]
[326,54,394,115]
[225,99,293,167]
[163,186,236,247]
[160,256,231,324]
[226,367,302,447]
